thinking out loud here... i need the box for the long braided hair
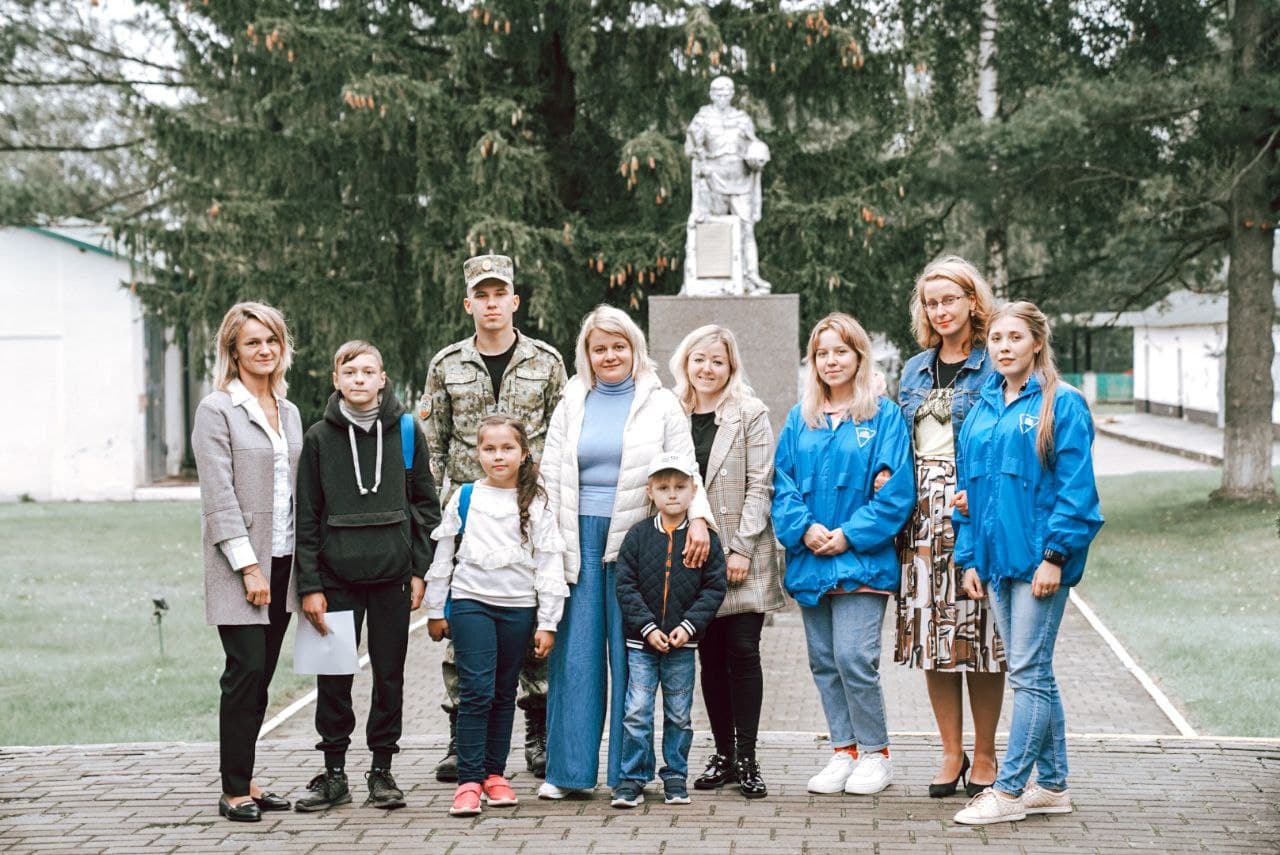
[476,414,546,546]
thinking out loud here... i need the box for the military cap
[463,254,515,293]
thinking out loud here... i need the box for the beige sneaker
[953,788,1027,825]
[1021,784,1072,815]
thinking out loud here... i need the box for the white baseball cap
[646,452,699,479]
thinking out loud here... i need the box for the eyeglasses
[924,295,967,313]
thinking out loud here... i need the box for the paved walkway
[1094,410,1280,467]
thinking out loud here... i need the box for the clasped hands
[645,626,690,653]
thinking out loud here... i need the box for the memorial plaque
[695,221,734,279]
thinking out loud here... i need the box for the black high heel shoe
[928,753,970,798]
[965,777,995,798]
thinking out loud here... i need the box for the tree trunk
[977,0,1008,297]
[1214,0,1277,502]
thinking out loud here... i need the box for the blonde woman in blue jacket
[772,313,914,797]
[951,302,1103,826]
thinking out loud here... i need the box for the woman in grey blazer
[192,302,303,822]
[670,325,785,800]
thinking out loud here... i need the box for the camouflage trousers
[441,638,549,714]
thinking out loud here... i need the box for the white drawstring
[348,422,384,495]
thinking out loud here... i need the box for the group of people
[194,251,1102,828]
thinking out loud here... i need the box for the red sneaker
[449,783,482,817]
[482,774,518,807]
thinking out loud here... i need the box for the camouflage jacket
[420,331,567,498]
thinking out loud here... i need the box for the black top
[479,334,519,404]
[690,411,718,482]
[935,355,967,390]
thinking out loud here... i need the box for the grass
[1079,469,1280,738]
[0,501,312,746]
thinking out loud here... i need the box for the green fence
[1063,372,1134,402]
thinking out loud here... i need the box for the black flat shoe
[735,757,768,800]
[966,779,995,798]
[928,753,970,798]
[252,792,291,811]
[694,753,737,790]
[219,797,262,823]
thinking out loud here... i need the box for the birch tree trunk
[977,0,1008,298]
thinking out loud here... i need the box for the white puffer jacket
[541,371,715,584]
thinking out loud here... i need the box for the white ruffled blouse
[426,482,569,631]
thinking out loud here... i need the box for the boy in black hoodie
[294,341,441,812]
[613,452,726,809]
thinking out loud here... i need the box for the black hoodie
[295,388,441,595]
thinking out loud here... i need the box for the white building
[0,225,191,501]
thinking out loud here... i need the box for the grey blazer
[701,396,786,616]
[192,389,303,626]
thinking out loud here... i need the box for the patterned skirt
[893,457,1005,672]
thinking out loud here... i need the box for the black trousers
[697,611,766,759]
[314,578,410,769]
[217,555,293,795]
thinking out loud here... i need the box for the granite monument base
[648,294,800,440]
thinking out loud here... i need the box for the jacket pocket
[997,456,1037,571]
[321,509,411,583]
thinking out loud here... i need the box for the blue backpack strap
[445,482,474,622]
[400,413,415,470]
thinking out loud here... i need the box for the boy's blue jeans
[988,579,1070,796]
[619,646,696,786]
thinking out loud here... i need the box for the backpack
[443,482,473,620]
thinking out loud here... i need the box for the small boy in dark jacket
[612,452,727,809]
[294,341,441,812]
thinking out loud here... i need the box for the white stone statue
[683,76,771,295]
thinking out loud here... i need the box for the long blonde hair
[573,304,657,385]
[990,301,1061,466]
[801,312,879,428]
[213,301,293,397]
[669,324,754,416]
[910,255,996,350]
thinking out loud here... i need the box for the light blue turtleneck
[577,374,636,516]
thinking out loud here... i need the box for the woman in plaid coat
[669,325,785,799]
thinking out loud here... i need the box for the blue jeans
[619,647,695,785]
[451,599,537,785]
[989,579,1069,796]
[801,593,890,752]
[545,515,629,789]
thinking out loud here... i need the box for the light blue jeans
[989,579,1070,796]
[801,593,890,752]
[545,515,628,789]
[619,647,695,786]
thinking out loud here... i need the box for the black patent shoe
[252,791,291,811]
[365,769,406,809]
[928,753,970,799]
[735,757,768,800]
[694,753,737,790]
[965,779,995,798]
[294,770,352,812]
[219,796,262,823]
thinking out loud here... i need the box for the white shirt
[426,483,569,631]
[218,379,293,569]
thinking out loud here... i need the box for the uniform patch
[1019,414,1040,434]
[855,426,876,447]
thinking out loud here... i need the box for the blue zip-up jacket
[898,346,993,469]
[953,373,1104,587]
[772,397,915,606]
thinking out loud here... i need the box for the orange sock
[836,746,859,759]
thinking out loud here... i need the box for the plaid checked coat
[699,396,785,615]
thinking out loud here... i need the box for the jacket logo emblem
[1019,414,1040,434]
[855,427,876,447]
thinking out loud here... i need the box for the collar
[227,378,281,409]
[927,344,987,374]
[652,514,690,533]
[461,329,533,366]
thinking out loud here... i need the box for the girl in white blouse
[426,416,569,817]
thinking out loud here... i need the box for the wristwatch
[1042,548,1068,567]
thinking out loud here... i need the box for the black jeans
[697,611,766,759]
[314,578,410,769]
[217,555,293,795]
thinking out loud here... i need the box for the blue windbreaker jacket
[953,373,1104,587]
[772,397,915,606]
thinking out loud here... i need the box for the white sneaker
[1021,784,1072,814]
[954,788,1027,825]
[844,751,893,795]
[807,750,856,794]
[537,782,592,800]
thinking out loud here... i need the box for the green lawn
[0,501,312,746]
[1079,469,1279,738]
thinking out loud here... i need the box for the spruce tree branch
[1226,124,1280,199]
[0,76,185,88]
[0,138,145,153]
[40,28,183,74]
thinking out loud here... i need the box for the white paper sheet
[293,610,360,675]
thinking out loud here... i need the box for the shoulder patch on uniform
[1019,414,1040,434]
[855,426,876,447]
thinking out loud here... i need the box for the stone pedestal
[648,294,800,440]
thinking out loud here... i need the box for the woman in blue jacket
[951,301,1103,826]
[772,313,914,798]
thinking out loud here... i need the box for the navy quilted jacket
[615,516,727,649]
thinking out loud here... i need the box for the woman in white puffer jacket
[538,305,716,798]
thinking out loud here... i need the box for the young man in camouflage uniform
[419,253,567,782]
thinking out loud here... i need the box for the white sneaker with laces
[953,788,1027,825]
[807,751,856,794]
[537,782,592,800]
[1021,784,1072,814]
[844,751,893,795]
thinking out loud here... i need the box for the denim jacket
[898,346,993,466]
